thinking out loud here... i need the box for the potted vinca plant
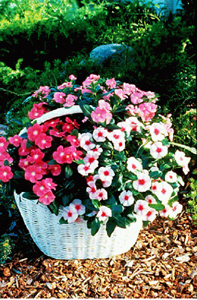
[0,74,192,259]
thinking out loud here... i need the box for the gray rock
[89,43,134,67]
[0,124,8,136]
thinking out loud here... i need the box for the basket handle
[19,105,83,136]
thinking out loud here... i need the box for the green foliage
[0,234,12,264]
[186,176,197,224]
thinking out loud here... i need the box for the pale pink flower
[63,94,78,107]
[119,190,134,206]
[133,171,151,192]
[138,102,157,122]
[127,157,143,174]
[97,206,112,222]
[150,142,168,159]
[91,107,112,124]
[69,74,77,80]
[130,91,144,104]
[115,89,126,100]
[122,83,136,95]
[32,86,50,98]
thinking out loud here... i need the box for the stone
[0,124,8,136]
[89,43,134,67]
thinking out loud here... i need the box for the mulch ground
[0,209,197,298]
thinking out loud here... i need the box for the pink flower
[24,165,43,183]
[69,74,77,80]
[63,94,78,107]
[133,171,151,192]
[150,142,168,159]
[39,190,55,205]
[106,78,117,89]
[53,92,66,104]
[119,190,134,206]
[130,91,144,104]
[0,166,13,182]
[27,124,45,142]
[28,103,48,120]
[122,83,136,95]
[66,135,80,147]
[32,86,50,98]
[138,102,157,122]
[18,139,30,156]
[115,89,126,100]
[34,133,52,150]
[8,135,22,147]
[91,108,112,124]
[97,206,112,222]
[48,164,61,176]
[0,137,9,150]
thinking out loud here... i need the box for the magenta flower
[24,165,43,183]
[34,133,53,150]
[0,137,9,150]
[8,135,22,147]
[27,123,45,142]
[53,92,66,104]
[48,164,61,176]
[0,166,13,182]
[39,190,55,205]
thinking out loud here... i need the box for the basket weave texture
[14,192,142,259]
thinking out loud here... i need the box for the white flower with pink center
[77,163,95,176]
[127,157,143,174]
[107,129,125,143]
[133,171,151,192]
[126,117,143,133]
[86,182,97,199]
[97,206,112,222]
[145,194,157,204]
[144,208,158,222]
[95,188,108,201]
[70,199,86,216]
[90,145,103,159]
[84,153,99,171]
[119,190,134,206]
[151,181,160,194]
[150,142,168,159]
[98,166,115,182]
[113,139,125,151]
[153,181,173,204]
[79,133,95,151]
[159,205,171,217]
[149,122,167,141]
[117,121,131,137]
[93,127,108,142]
[93,174,112,188]
[165,170,177,183]
[62,205,78,223]
[168,201,182,219]
[174,150,191,175]
[134,200,149,217]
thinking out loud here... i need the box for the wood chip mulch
[0,210,197,299]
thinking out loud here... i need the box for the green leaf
[59,217,67,224]
[106,219,116,237]
[48,201,59,215]
[3,160,9,166]
[162,138,170,146]
[143,220,149,227]
[64,180,75,189]
[171,142,197,155]
[25,122,33,129]
[48,159,58,165]
[73,159,85,165]
[149,170,162,179]
[149,203,165,211]
[65,165,73,178]
[160,163,171,171]
[105,194,117,206]
[92,199,100,210]
[62,195,70,206]
[91,218,101,236]
[70,129,78,137]
[79,104,94,118]
[112,205,124,214]
[22,192,38,200]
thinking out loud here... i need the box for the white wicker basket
[14,192,142,259]
[15,105,142,259]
